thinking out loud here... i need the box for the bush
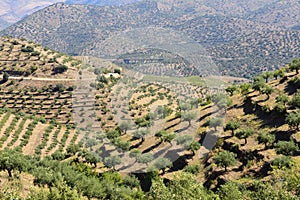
[214,150,237,171]
[53,84,65,92]
[290,91,300,108]
[21,46,34,52]
[183,165,201,175]
[273,103,286,113]
[275,141,299,156]
[271,156,294,169]
[54,65,68,73]
[286,110,300,130]
[2,72,9,82]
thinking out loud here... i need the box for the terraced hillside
[1,0,299,78]
[198,64,300,190]
[0,50,300,199]
[114,48,200,77]
[0,37,80,124]
[0,108,79,157]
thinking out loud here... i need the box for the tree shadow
[203,170,226,189]
[152,145,171,158]
[235,150,264,172]
[168,153,192,172]
[243,97,285,128]
[132,172,153,192]
[274,130,294,141]
[174,125,189,133]
[130,139,143,150]
[284,81,298,95]
[254,163,271,179]
[202,104,213,110]
[166,116,180,123]
[142,141,162,154]
[164,121,180,130]
[117,161,140,171]
[98,145,115,158]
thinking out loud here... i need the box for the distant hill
[0,0,63,29]
[1,0,299,78]
[65,0,138,6]
[0,0,139,31]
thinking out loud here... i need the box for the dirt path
[23,123,48,155]
[8,76,74,81]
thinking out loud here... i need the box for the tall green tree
[182,112,197,127]
[261,71,274,83]
[0,149,28,178]
[257,131,275,149]
[276,94,289,105]
[152,157,172,174]
[119,121,132,135]
[286,110,300,130]
[214,150,237,171]
[104,155,121,170]
[275,141,299,156]
[290,91,300,108]
[224,120,240,136]
[235,128,254,144]
[148,173,217,199]
[290,58,300,74]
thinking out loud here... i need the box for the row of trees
[1,147,298,199]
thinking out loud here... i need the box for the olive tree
[286,110,300,130]
[104,155,121,170]
[119,121,132,135]
[224,120,240,136]
[209,117,224,131]
[235,128,254,144]
[137,153,154,166]
[261,71,274,83]
[181,112,197,127]
[152,157,172,174]
[0,149,28,177]
[275,141,299,156]
[257,131,275,149]
[133,128,149,143]
[214,150,237,171]
[290,58,300,74]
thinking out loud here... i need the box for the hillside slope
[1,1,299,78]
[0,0,63,29]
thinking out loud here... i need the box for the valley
[0,1,299,199]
